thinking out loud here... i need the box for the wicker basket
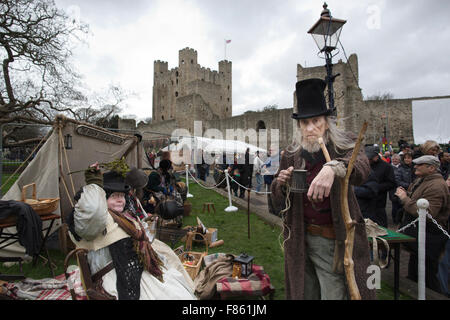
[21,183,59,216]
[179,232,208,280]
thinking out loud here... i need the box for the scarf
[108,209,164,282]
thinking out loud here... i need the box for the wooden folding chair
[64,248,116,300]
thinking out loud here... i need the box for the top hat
[292,78,334,120]
[103,171,131,193]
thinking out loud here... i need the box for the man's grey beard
[294,128,327,153]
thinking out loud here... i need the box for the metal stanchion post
[224,169,237,212]
[417,198,429,300]
[185,164,193,198]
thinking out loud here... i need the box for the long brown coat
[270,140,376,300]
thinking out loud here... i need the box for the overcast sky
[54,0,450,121]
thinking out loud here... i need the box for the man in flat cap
[395,155,450,294]
[270,78,375,300]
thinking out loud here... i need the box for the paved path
[196,172,448,300]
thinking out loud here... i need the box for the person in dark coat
[354,171,379,222]
[236,148,253,198]
[270,78,375,300]
[393,151,415,224]
[364,146,396,227]
[228,153,241,197]
[395,152,415,189]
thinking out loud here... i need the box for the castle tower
[152,48,232,133]
[219,60,232,118]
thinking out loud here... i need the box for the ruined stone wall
[204,108,294,151]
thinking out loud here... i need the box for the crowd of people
[352,140,449,296]
[143,131,449,299]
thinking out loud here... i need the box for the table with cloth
[216,265,275,300]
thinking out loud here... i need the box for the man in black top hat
[269,78,375,300]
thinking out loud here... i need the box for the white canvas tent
[1,116,150,258]
[162,136,267,157]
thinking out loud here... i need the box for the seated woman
[67,163,196,300]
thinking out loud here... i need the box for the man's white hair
[288,116,355,154]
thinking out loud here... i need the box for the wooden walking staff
[318,121,368,300]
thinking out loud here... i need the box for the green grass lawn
[1,173,19,195]
[0,174,412,300]
[181,181,286,299]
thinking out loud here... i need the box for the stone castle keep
[132,47,448,151]
[152,48,232,134]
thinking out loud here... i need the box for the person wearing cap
[270,78,375,300]
[363,145,396,227]
[125,167,150,220]
[67,163,196,300]
[395,155,450,294]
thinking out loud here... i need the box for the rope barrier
[395,199,449,300]
[227,173,272,195]
[186,168,227,190]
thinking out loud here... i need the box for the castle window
[162,115,165,120]
[227,98,230,101]
[256,120,266,132]
[228,85,230,90]
[176,79,178,85]
[176,71,179,77]
[226,108,229,112]
[175,92,178,97]
[191,59,194,64]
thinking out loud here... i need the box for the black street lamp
[308,3,346,116]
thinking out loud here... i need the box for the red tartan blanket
[216,265,275,298]
[1,267,87,300]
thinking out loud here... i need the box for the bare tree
[0,0,89,125]
[365,92,394,101]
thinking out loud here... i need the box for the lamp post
[308,2,346,116]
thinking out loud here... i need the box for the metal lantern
[307,3,346,53]
[307,2,346,117]
[234,253,254,277]
[64,134,72,149]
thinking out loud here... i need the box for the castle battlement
[152,48,232,124]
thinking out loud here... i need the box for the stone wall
[204,108,294,151]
